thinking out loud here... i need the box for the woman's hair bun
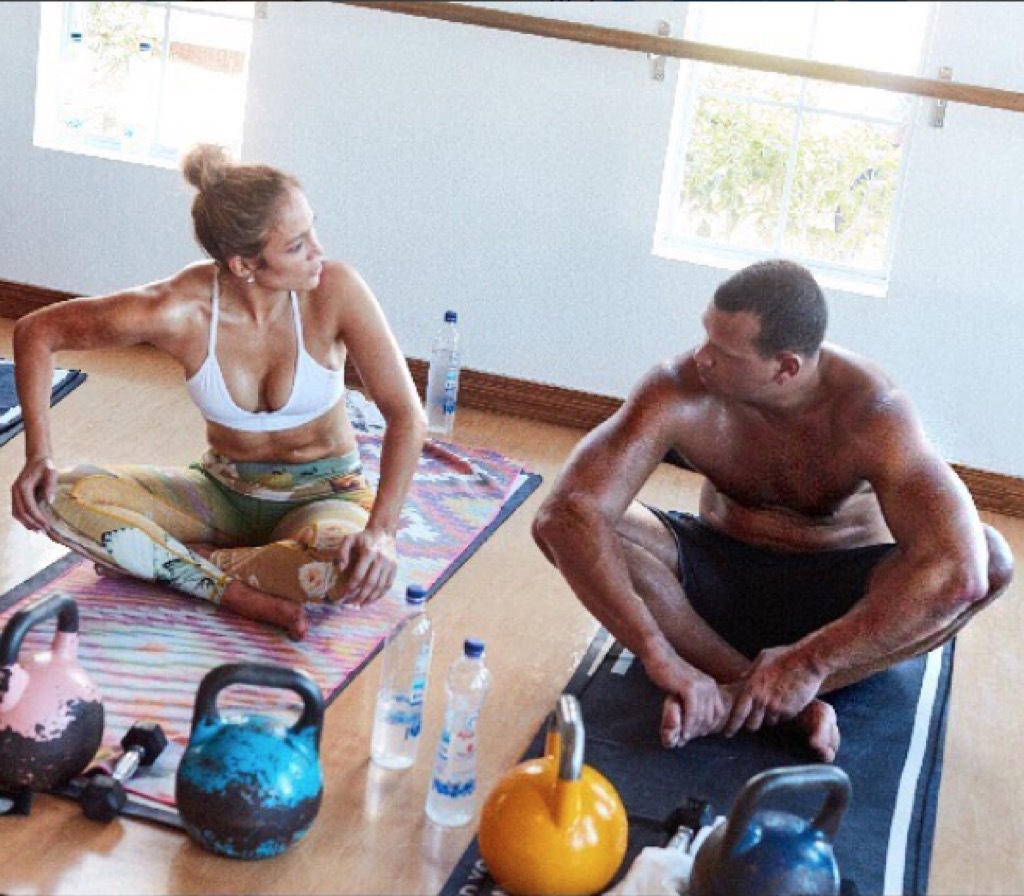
[181,143,234,192]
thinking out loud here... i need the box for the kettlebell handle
[718,764,851,860]
[0,593,79,667]
[542,693,585,781]
[190,662,324,749]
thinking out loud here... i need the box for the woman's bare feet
[220,579,308,641]
[94,561,127,579]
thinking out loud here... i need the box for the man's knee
[983,524,1014,602]
[616,503,680,574]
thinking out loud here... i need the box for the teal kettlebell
[175,663,324,860]
[690,764,851,896]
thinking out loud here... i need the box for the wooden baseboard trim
[0,280,74,319]
[5,277,1024,519]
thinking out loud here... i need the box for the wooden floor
[0,316,1022,895]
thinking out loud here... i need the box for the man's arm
[727,390,998,731]
[532,361,726,740]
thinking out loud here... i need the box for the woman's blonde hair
[181,144,301,265]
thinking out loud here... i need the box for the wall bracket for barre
[930,66,953,127]
[649,20,671,81]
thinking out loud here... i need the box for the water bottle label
[407,676,426,738]
[442,367,458,416]
[383,693,414,727]
[430,709,479,798]
[431,776,476,798]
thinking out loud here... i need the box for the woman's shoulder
[313,258,365,294]
[162,261,217,299]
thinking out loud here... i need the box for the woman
[10,144,426,640]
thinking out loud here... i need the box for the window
[654,2,937,296]
[35,1,256,168]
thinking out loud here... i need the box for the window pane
[803,81,914,121]
[175,1,255,16]
[810,4,933,73]
[673,95,795,252]
[783,113,904,271]
[697,62,801,105]
[162,9,252,154]
[689,2,816,58]
[62,2,164,144]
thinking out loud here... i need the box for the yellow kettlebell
[478,693,628,896]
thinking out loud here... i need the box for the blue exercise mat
[442,630,952,896]
[0,359,87,447]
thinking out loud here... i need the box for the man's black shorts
[648,508,897,659]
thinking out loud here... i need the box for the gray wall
[2,2,1023,475]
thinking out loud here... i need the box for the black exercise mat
[0,359,87,447]
[443,630,953,896]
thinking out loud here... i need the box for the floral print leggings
[43,449,375,605]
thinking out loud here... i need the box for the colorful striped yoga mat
[0,433,541,824]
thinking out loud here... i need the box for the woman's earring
[245,274,256,284]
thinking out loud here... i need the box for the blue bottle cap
[444,310,458,323]
[405,585,427,605]
[464,638,484,658]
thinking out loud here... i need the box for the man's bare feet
[661,690,840,762]
[220,579,308,641]
[788,699,840,763]
[660,690,727,747]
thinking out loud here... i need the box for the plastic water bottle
[425,310,460,435]
[425,638,492,827]
[370,585,434,770]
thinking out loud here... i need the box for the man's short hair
[713,260,827,358]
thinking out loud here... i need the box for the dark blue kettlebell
[0,593,104,792]
[175,662,324,860]
[690,764,851,896]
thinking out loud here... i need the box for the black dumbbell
[81,722,168,822]
[663,796,715,851]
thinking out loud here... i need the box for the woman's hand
[11,456,58,532]
[336,526,398,607]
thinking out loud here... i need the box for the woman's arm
[10,276,196,530]
[325,262,426,604]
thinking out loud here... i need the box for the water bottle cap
[70,31,83,41]
[444,310,458,324]
[405,585,428,605]
[139,40,153,52]
[464,638,484,658]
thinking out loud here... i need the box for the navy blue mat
[0,360,87,447]
[443,631,953,896]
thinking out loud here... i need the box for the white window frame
[653,3,938,298]
[34,1,256,170]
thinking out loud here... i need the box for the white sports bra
[185,275,345,432]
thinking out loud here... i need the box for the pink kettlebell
[0,593,104,791]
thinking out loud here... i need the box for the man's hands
[724,644,826,736]
[647,641,828,749]
[11,456,58,532]
[335,526,398,607]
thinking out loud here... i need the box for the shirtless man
[532,259,1013,761]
